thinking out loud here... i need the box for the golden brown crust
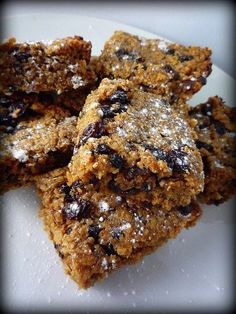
[35,167,202,289]
[68,79,204,212]
[0,102,77,193]
[189,96,236,204]
[99,31,212,102]
[0,36,92,94]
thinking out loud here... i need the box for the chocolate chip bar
[0,102,77,193]
[189,96,236,205]
[36,167,202,289]
[99,31,212,101]
[67,79,204,212]
[0,36,92,94]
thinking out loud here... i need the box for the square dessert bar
[68,79,204,212]
[189,96,236,205]
[0,36,92,94]
[0,102,77,193]
[99,31,212,101]
[36,167,202,289]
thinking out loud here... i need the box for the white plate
[1,14,235,312]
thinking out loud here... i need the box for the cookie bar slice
[36,167,202,289]
[0,36,91,94]
[68,79,204,211]
[0,102,77,193]
[189,96,236,205]
[99,31,212,101]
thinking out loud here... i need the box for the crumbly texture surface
[68,79,204,212]
[0,103,77,193]
[0,36,92,94]
[36,167,202,289]
[189,96,236,205]
[99,31,212,102]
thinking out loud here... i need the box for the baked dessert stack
[0,36,98,193]
[1,31,235,289]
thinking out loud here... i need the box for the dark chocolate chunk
[101,89,129,118]
[179,55,193,62]
[112,230,123,240]
[144,144,167,161]
[109,153,126,169]
[201,103,212,116]
[178,204,193,216]
[142,182,152,191]
[13,51,31,62]
[101,243,117,256]
[165,48,176,55]
[63,197,91,220]
[66,227,72,234]
[95,143,113,155]
[212,120,226,135]
[195,140,213,152]
[109,89,129,105]
[115,48,142,61]
[108,179,121,193]
[88,225,101,241]
[162,65,180,79]
[166,149,189,172]
[59,182,71,195]
[198,76,207,85]
[125,166,143,180]
[79,120,106,146]
[89,175,99,186]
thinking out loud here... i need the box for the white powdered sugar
[98,200,110,212]
[11,148,28,163]
[71,75,85,89]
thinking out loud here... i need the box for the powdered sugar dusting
[11,148,28,162]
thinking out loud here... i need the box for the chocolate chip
[162,65,180,79]
[63,197,91,220]
[13,51,31,62]
[125,166,143,180]
[89,175,99,186]
[144,144,167,161]
[195,140,213,152]
[201,103,212,116]
[109,89,129,105]
[101,89,129,118]
[59,182,71,195]
[139,84,150,92]
[88,225,101,241]
[112,230,123,240]
[54,243,64,258]
[66,227,72,234]
[198,117,211,129]
[95,143,113,155]
[179,55,193,62]
[166,149,189,172]
[212,120,226,135]
[109,153,126,169]
[198,76,207,85]
[71,180,84,189]
[107,180,121,193]
[142,182,152,191]
[178,204,193,216]
[101,243,117,256]
[166,48,176,55]
[79,120,106,146]
[115,48,141,61]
